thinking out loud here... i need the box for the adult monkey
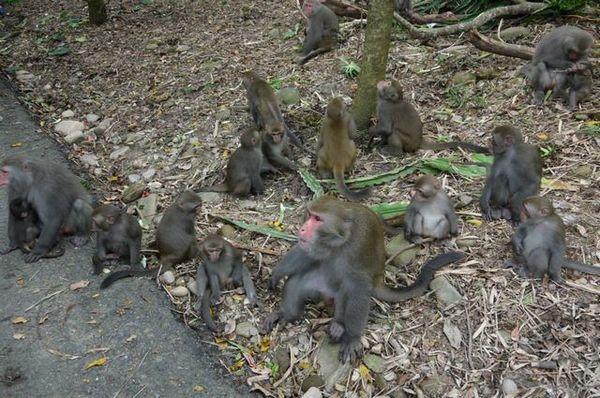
[0,155,92,262]
[480,125,542,223]
[264,195,465,363]
[510,196,600,282]
[298,0,339,65]
[369,79,490,155]
[522,26,594,108]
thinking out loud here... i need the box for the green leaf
[339,57,361,79]
[420,158,487,178]
[319,164,419,189]
[217,216,297,242]
[470,153,493,164]
[141,0,154,5]
[369,201,409,219]
[268,78,282,91]
[298,168,324,197]
[49,46,71,56]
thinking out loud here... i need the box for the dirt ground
[1,1,599,397]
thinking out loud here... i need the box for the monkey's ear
[540,207,551,217]
[22,159,32,171]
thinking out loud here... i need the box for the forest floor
[1,1,599,397]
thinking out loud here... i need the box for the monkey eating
[194,234,257,332]
[479,125,542,223]
[404,175,458,243]
[99,191,202,288]
[0,155,92,262]
[510,196,600,282]
[263,195,465,363]
[91,204,142,280]
[369,79,490,155]
[298,0,339,65]
[201,128,276,197]
[522,25,594,109]
[317,97,370,201]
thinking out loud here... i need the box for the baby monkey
[195,234,257,332]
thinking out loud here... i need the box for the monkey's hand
[23,252,42,263]
[210,293,223,306]
[339,337,363,364]
[262,311,283,333]
[328,321,345,343]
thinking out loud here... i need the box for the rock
[219,225,236,239]
[138,193,158,227]
[121,183,145,203]
[159,271,175,284]
[363,354,385,374]
[268,28,282,39]
[572,164,593,178]
[125,132,145,144]
[170,286,189,297]
[175,277,186,287]
[128,174,141,183]
[456,238,477,248]
[64,131,85,144]
[109,146,130,160]
[274,347,291,374]
[94,118,114,135]
[502,378,518,396]
[198,192,222,203]
[456,194,473,209]
[236,322,258,338]
[301,375,325,392]
[215,106,231,121]
[316,340,352,391]
[16,70,36,84]
[142,168,156,181]
[385,234,419,267]
[277,87,301,105]
[54,120,84,136]
[499,26,529,41]
[475,67,500,80]
[301,387,322,398]
[420,374,453,396]
[187,279,197,295]
[148,181,162,190]
[80,154,99,167]
[574,113,588,121]
[61,109,75,118]
[451,72,476,85]
[430,276,463,305]
[176,44,190,52]
[85,113,100,123]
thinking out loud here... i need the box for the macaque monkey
[264,195,465,363]
[404,175,458,242]
[91,204,142,278]
[369,80,490,155]
[510,196,600,282]
[242,71,304,168]
[523,26,594,108]
[480,125,542,223]
[201,129,276,197]
[4,199,65,258]
[99,191,202,288]
[0,156,92,262]
[298,0,339,65]
[194,234,257,332]
[317,97,370,201]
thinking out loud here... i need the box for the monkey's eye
[313,215,322,222]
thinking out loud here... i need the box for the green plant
[268,78,283,90]
[339,57,361,79]
[284,23,301,40]
[446,83,469,108]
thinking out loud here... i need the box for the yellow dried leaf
[70,280,90,290]
[16,276,25,287]
[299,360,311,370]
[193,385,205,392]
[229,359,244,371]
[467,219,483,227]
[259,337,270,352]
[126,334,137,342]
[38,315,49,325]
[85,356,108,370]
[536,132,549,141]
[10,142,23,148]
[109,175,119,182]
[12,316,27,324]
[222,149,230,158]
[358,364,370,379]
[13,333,26,340]
[214,337,229,350]
[86,320,98,324]
[542,178,577,192]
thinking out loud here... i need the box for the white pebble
[159,271,175,284]
[170,286,189,297]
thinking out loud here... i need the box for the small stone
[85,113,100,123]
[80,154,99,167]
[64,131,85,144]
[301,375,325,392]
[268,27,281,39]
[121,183,145,203]
[61,109,75,118]
[187,279,197,295]
[502,378,518,396]
[142,168,156,181]
[301,387,322,398]
[128,174,141,183]
[16,70,36,83]
[138,193,158,227]
[274,347,291,374]
[499,26,529,41]
[54,120,84,136]
[420,374,452,396]
[215,106,231,121]
[451,72,476,85]
[159,271,175,284]
[456,238,477,248]
[277,87,301,105]
[456,194,473,209]
[363,354,385,374]
[94,118,114,135]
[574,113,589,121]
[125,132,144,144]
[198,192,222,203]
[236,322,258,338]
[385,234,419,267]
[146,42,159,50]
[572,164,593,178]
[219,225,236,240]
[109,146,130,159]
[170,286,189,297]
[176,44,190,52]
[430,276,464,305]
[148,181,162,190]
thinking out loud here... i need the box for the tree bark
[468,30,534,60]
[87,0,107,25]
[350,0,395,132]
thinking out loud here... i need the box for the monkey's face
[377,80,403,102]
[299,200,352,259]
[92,214,111,231]
[303,0,314,15]
[0,166,9,187]
[268,130,283,144]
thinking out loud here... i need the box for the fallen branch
[401,10,461,25]
[322,0,366,18]
[394,1,549,39]
[468,29,534,60]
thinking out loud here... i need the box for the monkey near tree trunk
[264,195,464,363]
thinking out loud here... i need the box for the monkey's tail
[200,291,220,332]
[424,141,490,154]
[100,269,156,289]
[333,166,371,202]
[373,251,465,302]
[563,259,600,275]
[198,184,229,193]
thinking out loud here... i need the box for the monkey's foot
[70,235,89,247]
[263,312,282,333]
[328,321,345,343]
[23,252,42,263]
[42,246,65,259]
[339,338,363,364]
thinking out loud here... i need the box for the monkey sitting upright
[510,196,600,282]
[298,0,339,65]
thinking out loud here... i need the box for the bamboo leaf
[217,216,297,242]
[421,158,487,178]
[319,164,419,189]
[298,168,324,197]
[369,201,409,219]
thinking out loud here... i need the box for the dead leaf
[511,324,521,341]
[11,316,27,324]
[443,319,462,349]
[16,276,25,288]
[259,336,270,352]
[126,334,137,342]
[541,178,577,192]
[467,219,482,227]
[70,280,90,290]
[38,315,49,325]
[13,333,26,340]
[85,356,108,370]
[193,385,205,392]
[10,142,23,148]
[358,364,370,379]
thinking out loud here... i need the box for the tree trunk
[87,0,107,25]
[350,0,394,133]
